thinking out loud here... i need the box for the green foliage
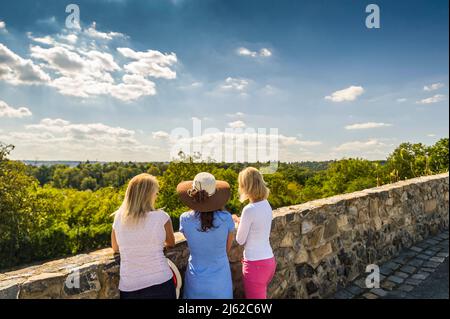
[0,138,448,270]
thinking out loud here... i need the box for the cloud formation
[417,94,447,104]
[0,23,177,102]
[220,77,249,92]
[345,122,392,130]
[325,86,364,102]
[424,83,444,91]
[228,120,246,128]
[236,47,272,58]
[0,100,32,118]
[0,43,51,85]
[333,138,388,152]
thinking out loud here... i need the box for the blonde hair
[238,167,269,202]
[119,173,159,224]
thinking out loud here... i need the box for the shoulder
[215,210,233,222]
[242,200,271,216]
[150,210,170,222]
[180,210,195,222]
[242,203,257,214]
[112,210,122,228]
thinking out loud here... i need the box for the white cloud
[117,47,177,79]
[396,98,407,103]
[30,35,57,46]
[4,118,160,161]
[333,139,387,152]
[228,120,246,128]
[110,74,157,101]
[220,77,249,92]
[427,133,436,137]
[85,22,125,41]
[0,100,32,118]
[22,118,152,153]
[152,130,170,139]
[345,122,392,130]
[189,81,203,88]
[417,94,447,104]
[236,47,272,58]
[297,140,322,146]
[226,112,245,118]
[259,48,272,57]
[237,47,257,57]
[0,24,177,102]
[325,86,365,102]
[424,83,444,91]
[0,20,7,33]
[0,43,51,85]
[60,34,78,44]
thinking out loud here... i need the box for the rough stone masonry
[0,173,448,299]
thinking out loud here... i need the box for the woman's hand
[232,214,240,224]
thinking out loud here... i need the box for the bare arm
[164,219,176,248]
[226,231,235,253]
[111,229,119,253]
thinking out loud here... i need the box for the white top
[113,209,173,292]
[236,199,274,261]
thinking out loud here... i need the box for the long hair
[238,167,270,202]
[189,189,217,232]
[118,173,159,225]
[195,211,216,232]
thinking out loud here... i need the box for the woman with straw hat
[177,172,235,299]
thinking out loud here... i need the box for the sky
[0,0,448,162]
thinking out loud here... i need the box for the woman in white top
[111,173,176,299]
[233,167,276,299]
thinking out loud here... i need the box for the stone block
[305,226,324,248]
[280,232,295,248]
[310,243,333,264]
[301,221,314,234]
[19,272,66,299]
[0,280,21,299]
[424,199,437,213]
[337,215,349,229]
[323,217,338,240]
[294,248,309,264]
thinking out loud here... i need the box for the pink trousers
[242,257,276,299]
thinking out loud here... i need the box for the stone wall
[0,173,448,299]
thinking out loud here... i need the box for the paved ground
[333,230,449,299]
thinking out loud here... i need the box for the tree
[428,138,449,173]
[80,176,98,191]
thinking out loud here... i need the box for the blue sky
[0,0,448,162]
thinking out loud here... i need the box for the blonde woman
[233,167,276,299]
[111,173,176,299]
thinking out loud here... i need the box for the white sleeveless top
[113,209,173,292]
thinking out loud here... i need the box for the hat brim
[176,180,231,212]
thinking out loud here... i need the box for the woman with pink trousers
[233,167,276,299]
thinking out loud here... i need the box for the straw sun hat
[176,172,231,212]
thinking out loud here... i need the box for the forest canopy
[0,138,448,270]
